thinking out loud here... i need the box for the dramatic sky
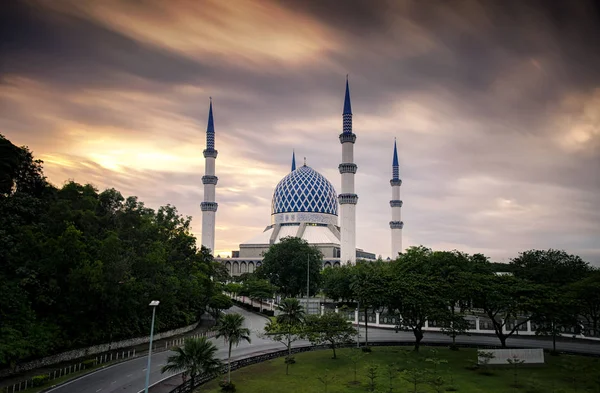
[2,0,599,264]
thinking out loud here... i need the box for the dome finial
[304,157,307,167]
[291,150,296,171]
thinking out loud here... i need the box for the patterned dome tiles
[271,166,338,216]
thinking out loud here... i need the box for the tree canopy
[256,236,323,298]
[0,135,221,368]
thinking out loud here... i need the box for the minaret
[390,138,403,258]
[201,98,218,254]
[338,76,358,264]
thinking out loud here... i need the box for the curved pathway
[46,306,600,393]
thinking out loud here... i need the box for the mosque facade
[201,79,403,276]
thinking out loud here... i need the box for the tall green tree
[388,273,446,352]
[321,264,354,302]
[0,134,223,369]
[530,287,577,352]
[256,237,322,297]
[215,313,251,384]
[161,337,223,391]
[510,249,591,286]
[569,270,600,336]
[472,274,535,348]
[304,312,357,359]
[350,261,389,348]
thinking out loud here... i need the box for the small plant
[477,350,496,376]
[219,381,236,392]
[362,346,373,353]
[507,355,525,389]
[317,369,336,393]
[402,367,430,393]
[82,359,96,368]
[32,375,49,387]
[560,356,580,391]
[365,363,378,392]
[284,356,296,365]
[386,363,397,393]
[344,349,364,385]
[426,349,448,393]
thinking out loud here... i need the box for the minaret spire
[338,76,358,264]
[291,150,296,171]
[343,74,352,116]
[390,138,403,258]
[201,98,219,255]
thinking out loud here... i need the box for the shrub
[361,346,372,353]
[219,381,236,392]
[32,375,49,387]
[285,356,296,364]
[448,344,459,351]
[82,359,96,369]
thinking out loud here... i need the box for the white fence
[0,321,201,378]
[2,350,136,393]
[478,348,545,365]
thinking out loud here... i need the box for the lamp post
[356,301,360,348]
[144,300,160,393]
[306,255,310,314]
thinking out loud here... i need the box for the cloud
[1,0,599,264]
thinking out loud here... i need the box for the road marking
[142,368,147,371]
[96,389,102,392]
[127,374,132,377]
[111,380,116,384]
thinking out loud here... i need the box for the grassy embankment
[199,346,600,393]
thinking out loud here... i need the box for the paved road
[47,306,600,393]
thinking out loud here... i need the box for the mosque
[200,79,404,276]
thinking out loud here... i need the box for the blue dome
[271,166,338,216]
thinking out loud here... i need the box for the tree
[304,312,357,359]
[241,277,276,308]
[350,261,389,348]
[0,134,224,368]
[256,237,322,297]
[262,298,305,375]
[0,134,47,197]
[388,273,446,351]
[161,337,223,391]
[215,313,251,384]
[397,249,483,349]
[472,274,534,348]
[321,264,354,302]
[207,294,233,320]
[510,249,591,286]
[530,286,577,352]
[569,270,600,336]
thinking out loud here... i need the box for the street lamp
[306,255,310,314]
[144,300,160,393]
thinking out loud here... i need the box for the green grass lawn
[199,346,600,393]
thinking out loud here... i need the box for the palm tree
[216,313,251,384]
[161,336,223,392]
[277,297,305,326]
[277,298,305,369]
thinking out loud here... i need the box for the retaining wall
[0,321,200,377]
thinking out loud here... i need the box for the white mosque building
[200,79,404,276]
